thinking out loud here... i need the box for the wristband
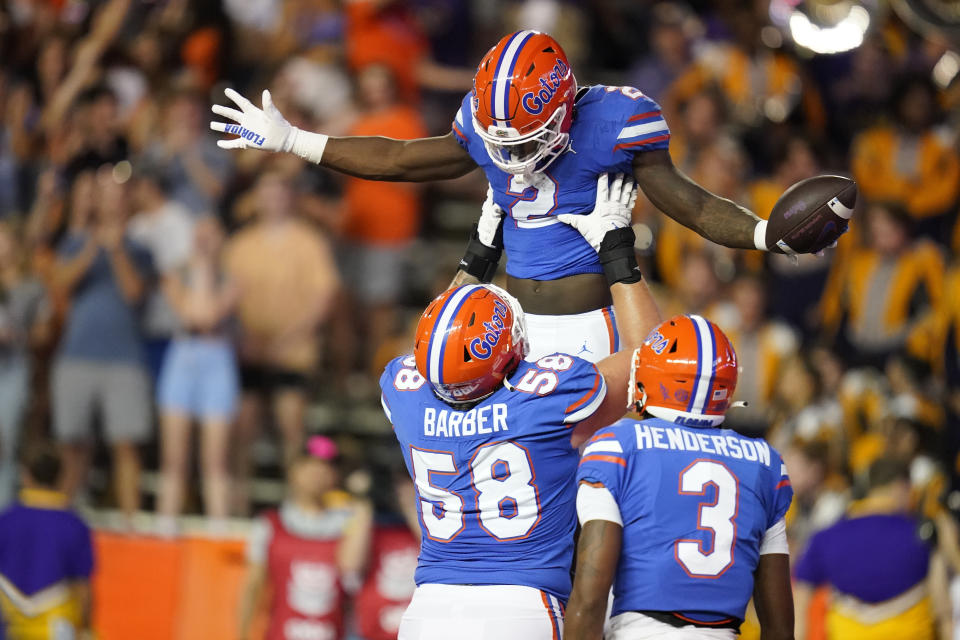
[598,227,642,286]
[287,127,329,164]
[753,219,768,251]
[458,225,503,283]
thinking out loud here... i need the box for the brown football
[765,175,857,254]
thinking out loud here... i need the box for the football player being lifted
[211,31,844,362]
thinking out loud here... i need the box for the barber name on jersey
[633,423,774,468]
[380,353,607,443]
[452,85,671,280]
[423,404,508,438]
[378,352,608,600]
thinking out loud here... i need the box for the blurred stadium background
[1,0,960,638]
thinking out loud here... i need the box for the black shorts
[239,364,308,395]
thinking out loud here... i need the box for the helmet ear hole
[468,312,477,327]
[463,346,473,362]
[634,382,647,412]
[668,340,678,354]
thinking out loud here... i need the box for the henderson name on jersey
[577,417,793,624]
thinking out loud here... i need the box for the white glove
[210,88,293,151]
[558,173,638,251]
[477,186,505,248]
[210,89,329,162]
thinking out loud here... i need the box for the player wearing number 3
[564,316,795,640]
[379,181,660,639]
[210,31,847,365]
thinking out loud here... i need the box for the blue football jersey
[380,352,607,600]
[452,85,670,280]
[577,418,793,622]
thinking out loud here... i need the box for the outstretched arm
[321,133,477,181]
[211,89,476,182]
[633,150,766,251]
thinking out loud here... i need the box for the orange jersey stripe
[613,134,670,152]
[627,110,661,122]
[580,454,626,467]
[565,372,602,414]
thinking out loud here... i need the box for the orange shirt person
[851,75,960,235]
[342,65,428,249]
[224,171,340,481]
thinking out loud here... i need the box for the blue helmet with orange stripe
[414,284,529,404]
[472,31,576,177]
[628,315,738,427]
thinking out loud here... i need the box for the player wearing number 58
[565,316,794,640]
[378,190,660,639]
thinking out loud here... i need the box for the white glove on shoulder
[477,186,505,248]
[558,173,638,251]
[210,89,329,163]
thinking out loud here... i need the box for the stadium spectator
[665,5,824,131]
[721,273,798,437]
[626,2,697,104]
[225,170,339,506]
[0,223,52,508]
[335,64,427,377]
[343,0,472,101]
[851,74,960,238]
[821,201,944,368]
[658,250,723,318]
[128,162,195,377]
[237,436,372,640]
[140,87,232,215]
[826,35,897,148]
[782,442,848,553]
[62,86,129,180]
[353,469,418,640]
[155,216,238,532]
[768,354,843,456]
[794,458,952,640]
[0,443,94,639]
[51,166,154,520]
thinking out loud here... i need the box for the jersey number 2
[410,442,539,542]
[675,460,739,578]
[506,174,558,228]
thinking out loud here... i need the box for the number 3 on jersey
[410,442,540,542]
[675,460,739,578]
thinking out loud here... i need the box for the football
[765,175,858,254]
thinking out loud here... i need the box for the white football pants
[398,584,564,640]
[524,306,619,364]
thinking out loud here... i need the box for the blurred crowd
[2,0,960,637]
